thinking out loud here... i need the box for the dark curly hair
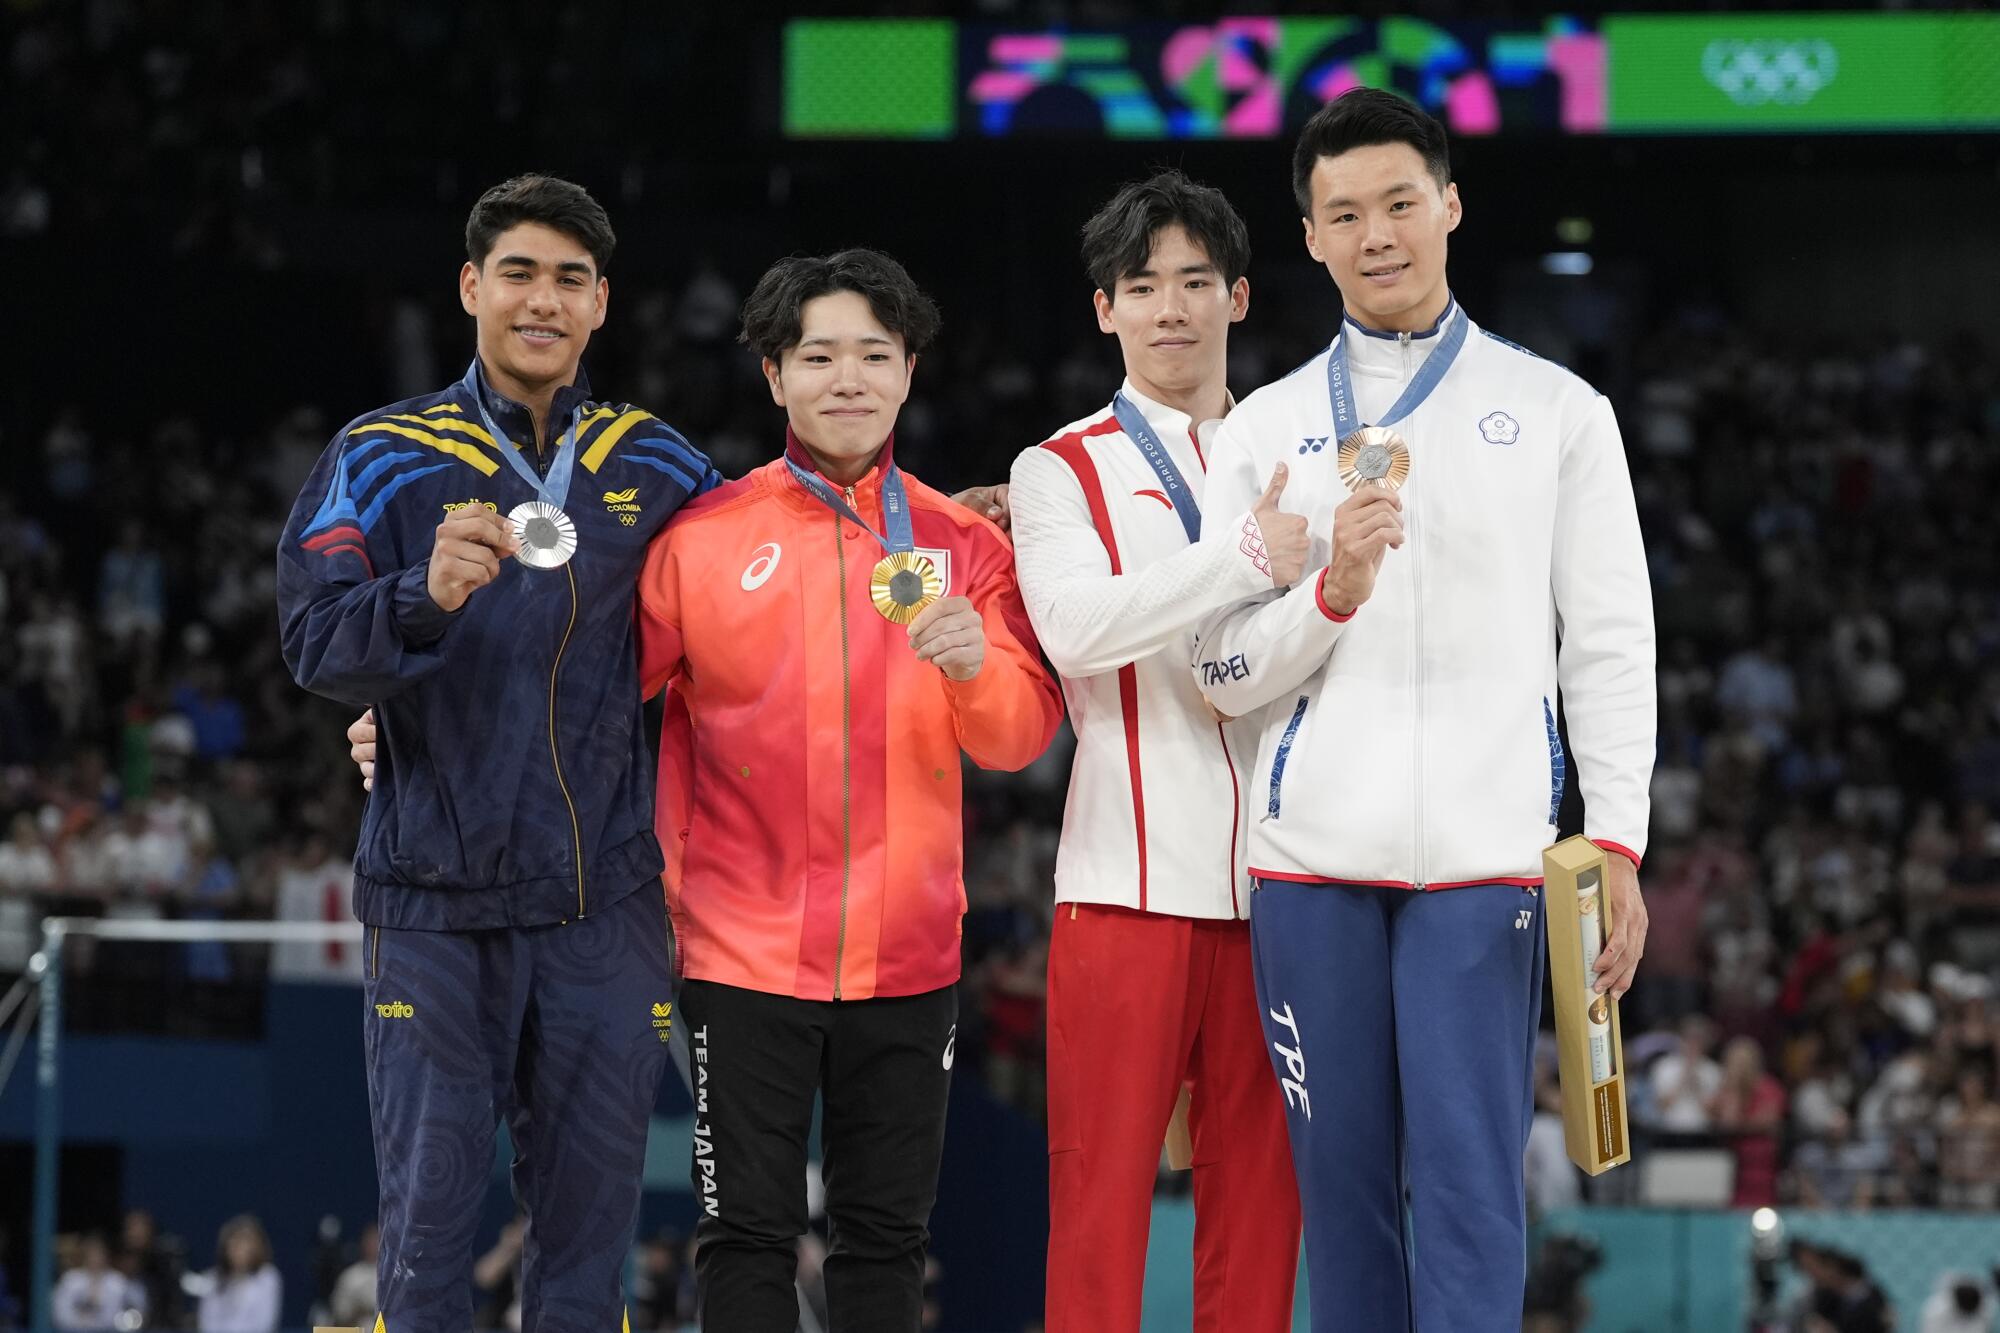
[739,249,941,360]
[1292,89,1451,217]
[1080,169,1250,300]
[465,174,615,275]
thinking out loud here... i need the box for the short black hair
[1292,89,1452,216]
[738,249,941,360]
[1080,169,1250,301]
[466,174,616,275]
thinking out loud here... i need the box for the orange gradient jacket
[637,434,1063,1001]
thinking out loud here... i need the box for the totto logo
[740,543,782,591]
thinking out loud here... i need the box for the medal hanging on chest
[786,454,940,623]
[473,382,585,570]
[1324,303,1467,495]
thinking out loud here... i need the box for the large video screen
[783,15,2000,139]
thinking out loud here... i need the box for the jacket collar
[777,426,896,512]
[1117,378,1235,470]
[460,357,595,450]
[1337,295,1463,376]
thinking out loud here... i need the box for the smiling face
[1301,141,1461,334]
[762,290,914,483]
[459,221,608,404]
[1094,223,1248,410]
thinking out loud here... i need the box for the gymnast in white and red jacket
[1009,170,1306,1333]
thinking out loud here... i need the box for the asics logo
[740,543,782,591]
[942,1024,956,1071]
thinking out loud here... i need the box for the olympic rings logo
[1701,39,1839,107]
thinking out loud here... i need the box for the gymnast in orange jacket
[635,248,1062,1331]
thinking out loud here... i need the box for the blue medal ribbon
[783,454,915,557]
[465,361,583,511]
[1112,393,1202,545]
[1324,302,1469,444]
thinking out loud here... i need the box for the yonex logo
[740,542,782,591]
[1298,437,1329,455]
[1517,910,1533,930]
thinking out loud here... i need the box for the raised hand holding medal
[782,453,984,677]
[471,377,585,571]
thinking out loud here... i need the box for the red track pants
[1044,903,1301,1332]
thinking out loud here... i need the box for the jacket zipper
[833,488,856,998]
[551,563,585,916]
[1401,330,1428,890]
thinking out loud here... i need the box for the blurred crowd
[4,14,2000,1333]
[2,276,1998,1214]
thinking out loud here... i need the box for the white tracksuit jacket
[1192,301,1655,887]
[1010,382,1273,919]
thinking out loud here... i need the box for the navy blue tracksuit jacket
[277,358,719,929]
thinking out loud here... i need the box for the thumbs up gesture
[1249,463,1310,588]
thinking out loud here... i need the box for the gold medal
[1336,426,1411,493]
[870,551,942,624]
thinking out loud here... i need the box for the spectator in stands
[196,1215,281,1333]
[95,520,165,658]
[1938,1059,2000,1210]
[116,1209,186,1330]
[328,1224,378,1331]
[51,1234,144,1333]
[1648,1015,1723,1134]
[628,1230,686,1332]
[0,812,56,895]
[1711,1036,1786,1207]
[1921,1271,1995,1333]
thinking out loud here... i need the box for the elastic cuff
[1314,568,1355,622]
[392,561,459,646]
[1592,839,1643,871]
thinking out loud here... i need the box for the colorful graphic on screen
[783,15,2000,139]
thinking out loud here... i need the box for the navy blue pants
[1248,881,1545,1333]
[362,885,676,1333]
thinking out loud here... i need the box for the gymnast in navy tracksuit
[276,177,718,1333]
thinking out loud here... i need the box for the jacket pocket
[1263,694,1313,822]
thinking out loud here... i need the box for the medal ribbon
[1324,301,1469,444]
[464,360,583,510]
[784,455,915,557]
[1112,393,1201,545]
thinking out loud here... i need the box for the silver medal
[507,501,578,570]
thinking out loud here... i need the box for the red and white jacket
[1009,382,1273,920]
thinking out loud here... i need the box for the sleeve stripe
[579,409,655,473]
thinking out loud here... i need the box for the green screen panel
[784,20,956,138]
[1607,14,2000,131]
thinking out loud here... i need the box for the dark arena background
[3,4,1999,1331]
